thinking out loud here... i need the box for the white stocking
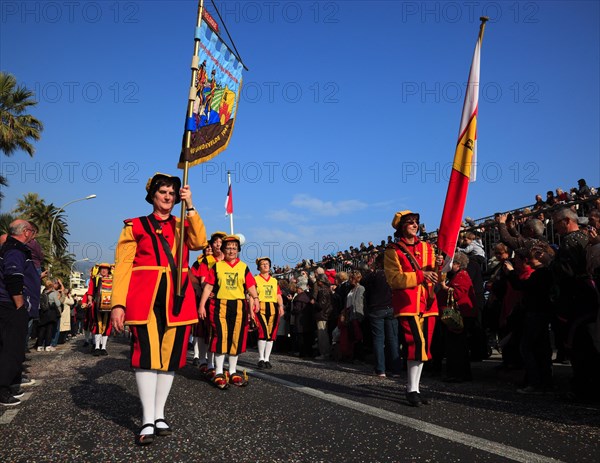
[94,334,101,349]
[407,360,422,393]
[207,351,215,369]
[416,361,424,388]
[257,340,267,361]
[264,341,274,362]
[228,355,238,374]
[155,371,174,426]
[215,353,225,375]
[101,336,108,349]
[135,370,157,433]
[193,337,200,359]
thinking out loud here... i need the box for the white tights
[135,370,175,434]
[407,360,424,393]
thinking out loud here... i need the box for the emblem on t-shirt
[264,285,273,298]
[225,272,238,289]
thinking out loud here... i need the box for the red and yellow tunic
[197,255,216,280]
[205,258,256,355]
[383,238,439,317]
[255,273,282,341]
[111,212,207,326]
[85,274,113,335]
[191,254,219,338]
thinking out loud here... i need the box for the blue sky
[1,0,599,267]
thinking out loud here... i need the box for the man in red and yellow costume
[111,173,207,446]
[85,263,114,356]
[384,210,439,407]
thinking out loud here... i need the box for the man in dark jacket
[495,213,546,252]
[552,208,600,401]
[362,253,400,377]
[0,220,40,406]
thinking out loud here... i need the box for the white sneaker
[37,347,44,352]
[45,346,55,352]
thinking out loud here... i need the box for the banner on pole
[179,16,244,168]
[437,18,488,273]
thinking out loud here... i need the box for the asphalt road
[1,336,598,463]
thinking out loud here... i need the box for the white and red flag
[437,18,488,273]
[225,183,233,216]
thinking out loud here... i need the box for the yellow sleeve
[384,247,419,290]
[111,223,136,308]
[185,212,208,251]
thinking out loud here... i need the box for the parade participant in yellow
[190,245,212,367]
[254,257,284,369]
[190,230,226,377]
[110,173,207,445]
[384,211,439,407]
[85,263,114,356]
[198,235,260,388]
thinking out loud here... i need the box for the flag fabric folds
[179,15,244,168]
[225,184,233,216]
[437,19,487,273]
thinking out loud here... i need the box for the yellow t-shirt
[255,274,278,303]
[214,260,249,300]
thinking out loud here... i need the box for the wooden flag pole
[177,0,205,297]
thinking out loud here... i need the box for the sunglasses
[403,219,419,225]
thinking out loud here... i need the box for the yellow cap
[391,210,420,229]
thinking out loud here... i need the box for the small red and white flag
[225,184,233,216]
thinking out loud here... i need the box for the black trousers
[0,302,29,393]
[37,321,56,348]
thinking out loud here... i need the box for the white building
[70,271,88,297]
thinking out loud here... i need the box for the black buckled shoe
[405,391,421,407]
[154,418,172,436]
[135,423,155,446]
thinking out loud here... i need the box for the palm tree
[0,212,15,235]
[12,193,69,262]
[0,72,44,198]
[52,247,76,282]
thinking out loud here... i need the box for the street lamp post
[49,194,97,274]
[70,258,90,274]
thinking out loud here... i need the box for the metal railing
[274,194,598,281]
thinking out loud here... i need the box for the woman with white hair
[437,252,477,382]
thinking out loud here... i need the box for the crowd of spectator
[269,178,600,402]
[2,178,599,407]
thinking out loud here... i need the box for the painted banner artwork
[179,19,243,167]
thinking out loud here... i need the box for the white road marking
[249,369,565,463]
